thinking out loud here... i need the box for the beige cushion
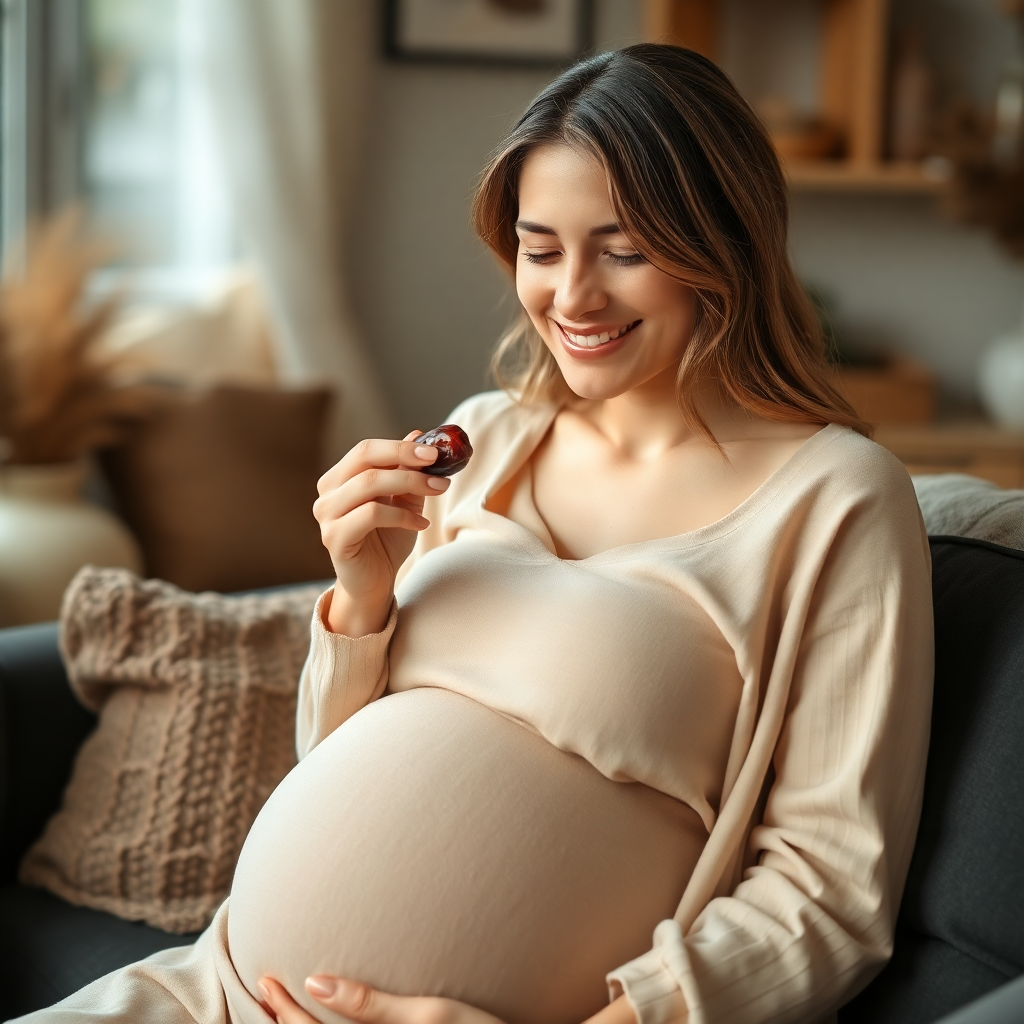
[102,385,335,594]
[19,566,322,933]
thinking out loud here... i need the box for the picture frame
[384,0,593,67]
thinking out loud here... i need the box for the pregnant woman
[20,44,933,1024]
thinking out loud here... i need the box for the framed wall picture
[385,0,593,67]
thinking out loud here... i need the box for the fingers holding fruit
[314,424,473,527]
[315,426,472,636]
[315,440,435,592]
[313,467,450,527]
[317,434,440,496]
[319,498,428,557]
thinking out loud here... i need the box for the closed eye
[522,251,645,266]
[607,253,645,266]
[522,251,560,264]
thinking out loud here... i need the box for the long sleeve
[294,591,398,758]
[608,465,935,1024]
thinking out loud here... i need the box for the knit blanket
[913,474,1024,552]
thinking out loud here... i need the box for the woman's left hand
[257,975,507,1024]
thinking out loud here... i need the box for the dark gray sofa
[1,537,1022,1022]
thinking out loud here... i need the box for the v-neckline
[475,401,844,565]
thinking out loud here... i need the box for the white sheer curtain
[202,0,396,459]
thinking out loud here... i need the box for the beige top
[295,390,934,1024]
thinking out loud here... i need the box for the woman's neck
[572,366,753,461]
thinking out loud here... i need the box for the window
[0,0,84,258]
[1,0,236,301]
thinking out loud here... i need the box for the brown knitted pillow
[19,566,325,933]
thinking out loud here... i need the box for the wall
[790,194,1024,407]
[350,0,1024,431]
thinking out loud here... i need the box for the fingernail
[306,975,336,998]
[427,476,450,490]
[257,981,271,1002]
[415,445,436,461]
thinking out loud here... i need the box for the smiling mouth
[557,320,641,349]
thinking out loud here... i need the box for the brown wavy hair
[471,43,869,439]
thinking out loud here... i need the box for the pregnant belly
[228,688,706,1024]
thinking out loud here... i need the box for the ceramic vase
[979,304,1024,431]
[0,461,143,626]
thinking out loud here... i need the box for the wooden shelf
[644,0,950,196]
[785,160,945,193]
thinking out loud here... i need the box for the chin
[543,353,621,402]
[563,378,633,402]
[553,359,651,402]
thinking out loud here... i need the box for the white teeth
[564,322,635,347]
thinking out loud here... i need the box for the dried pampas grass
[0,211,155,465]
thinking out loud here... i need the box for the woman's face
[515,143,696,402]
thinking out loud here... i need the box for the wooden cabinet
[824,365,1023,488]
[832,357,937,426]
[874,424,1024,489]
[826,362,1024,488]
[643,0,941,193]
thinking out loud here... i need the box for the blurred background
[2,0,1024,621]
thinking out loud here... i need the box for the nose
[553,254,608,321]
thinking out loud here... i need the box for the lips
[554,319,641,357]
[559,320,640,348]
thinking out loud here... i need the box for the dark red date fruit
[418,424,473,477]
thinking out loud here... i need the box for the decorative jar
[979,305,1024,431]
[0,461,143,626]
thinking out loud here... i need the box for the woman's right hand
[313,431,450,637]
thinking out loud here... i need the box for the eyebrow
[515,220,623,237]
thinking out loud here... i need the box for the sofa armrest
[935,974,1024,1024]
[0,622,96,883]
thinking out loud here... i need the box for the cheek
[515,266,548,320]
[671,291,697,343]
[645,279,696,346]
